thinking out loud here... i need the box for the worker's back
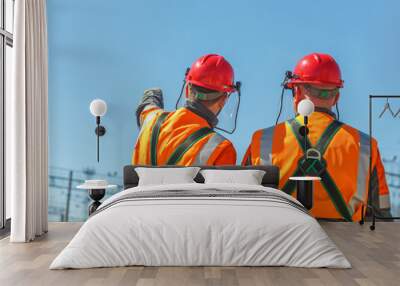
[243,111,390,221]
[133,106,236,166]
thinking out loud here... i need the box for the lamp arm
[97,120,100,162]
[303,115,308,176]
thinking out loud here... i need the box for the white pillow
[135,167,200,186]
[200,169,266,185]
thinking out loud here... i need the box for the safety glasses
[304,85,339,99]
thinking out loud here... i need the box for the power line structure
[48,166,122,221]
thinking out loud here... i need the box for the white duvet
[50,183,351,269]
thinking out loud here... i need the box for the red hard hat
[186,54,235,93]
[287,53,344,88]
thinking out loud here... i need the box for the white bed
[50,183,351,269]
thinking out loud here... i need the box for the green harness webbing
[150,112,169,165]
[281,119,353,221]
[150,113,214,165]
[166,127,214,165]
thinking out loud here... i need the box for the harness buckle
[306,148,322,161]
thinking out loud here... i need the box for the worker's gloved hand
[136,88,165,127]
[142,88,164,108]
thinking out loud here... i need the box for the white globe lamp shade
[90,99,107,117]
[297,99,315,117]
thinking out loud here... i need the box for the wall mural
[47,0,400,221]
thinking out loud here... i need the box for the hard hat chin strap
[275,71,295,125]
[335,102,340,121]
[175,68,191,110]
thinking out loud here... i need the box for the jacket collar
[184,100,218,128]
[313,107,337,119]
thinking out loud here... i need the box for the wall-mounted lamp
[90,99,107,162]
[297,99,315,137]
[291,99,318,210]
[297,99,315,169]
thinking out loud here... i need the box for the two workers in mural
[132,53,390,221]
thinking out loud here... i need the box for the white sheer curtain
[8,0,48,242]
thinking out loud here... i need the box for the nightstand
[77,180,117,215]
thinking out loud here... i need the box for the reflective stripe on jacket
[242,111,390,221]
[132,105,236,166]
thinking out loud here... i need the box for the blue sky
[47,0,400,177]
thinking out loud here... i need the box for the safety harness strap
[288,119,343,154]
[288,119,344,153]
[319,170,352,221]
[281,119,309,194]
[282,118,352,221]
[281,168,302,194]
[166,127,214,165]
[288,119,312,153]
[315,120,344,154]
[150,112,169,165]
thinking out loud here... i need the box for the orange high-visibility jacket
[132,105,236,166]
[242,111,390,221]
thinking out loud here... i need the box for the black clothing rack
[360,95,400,230]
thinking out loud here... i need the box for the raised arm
[136,88,165,128]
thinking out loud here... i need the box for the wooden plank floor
[0,222,399,286]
